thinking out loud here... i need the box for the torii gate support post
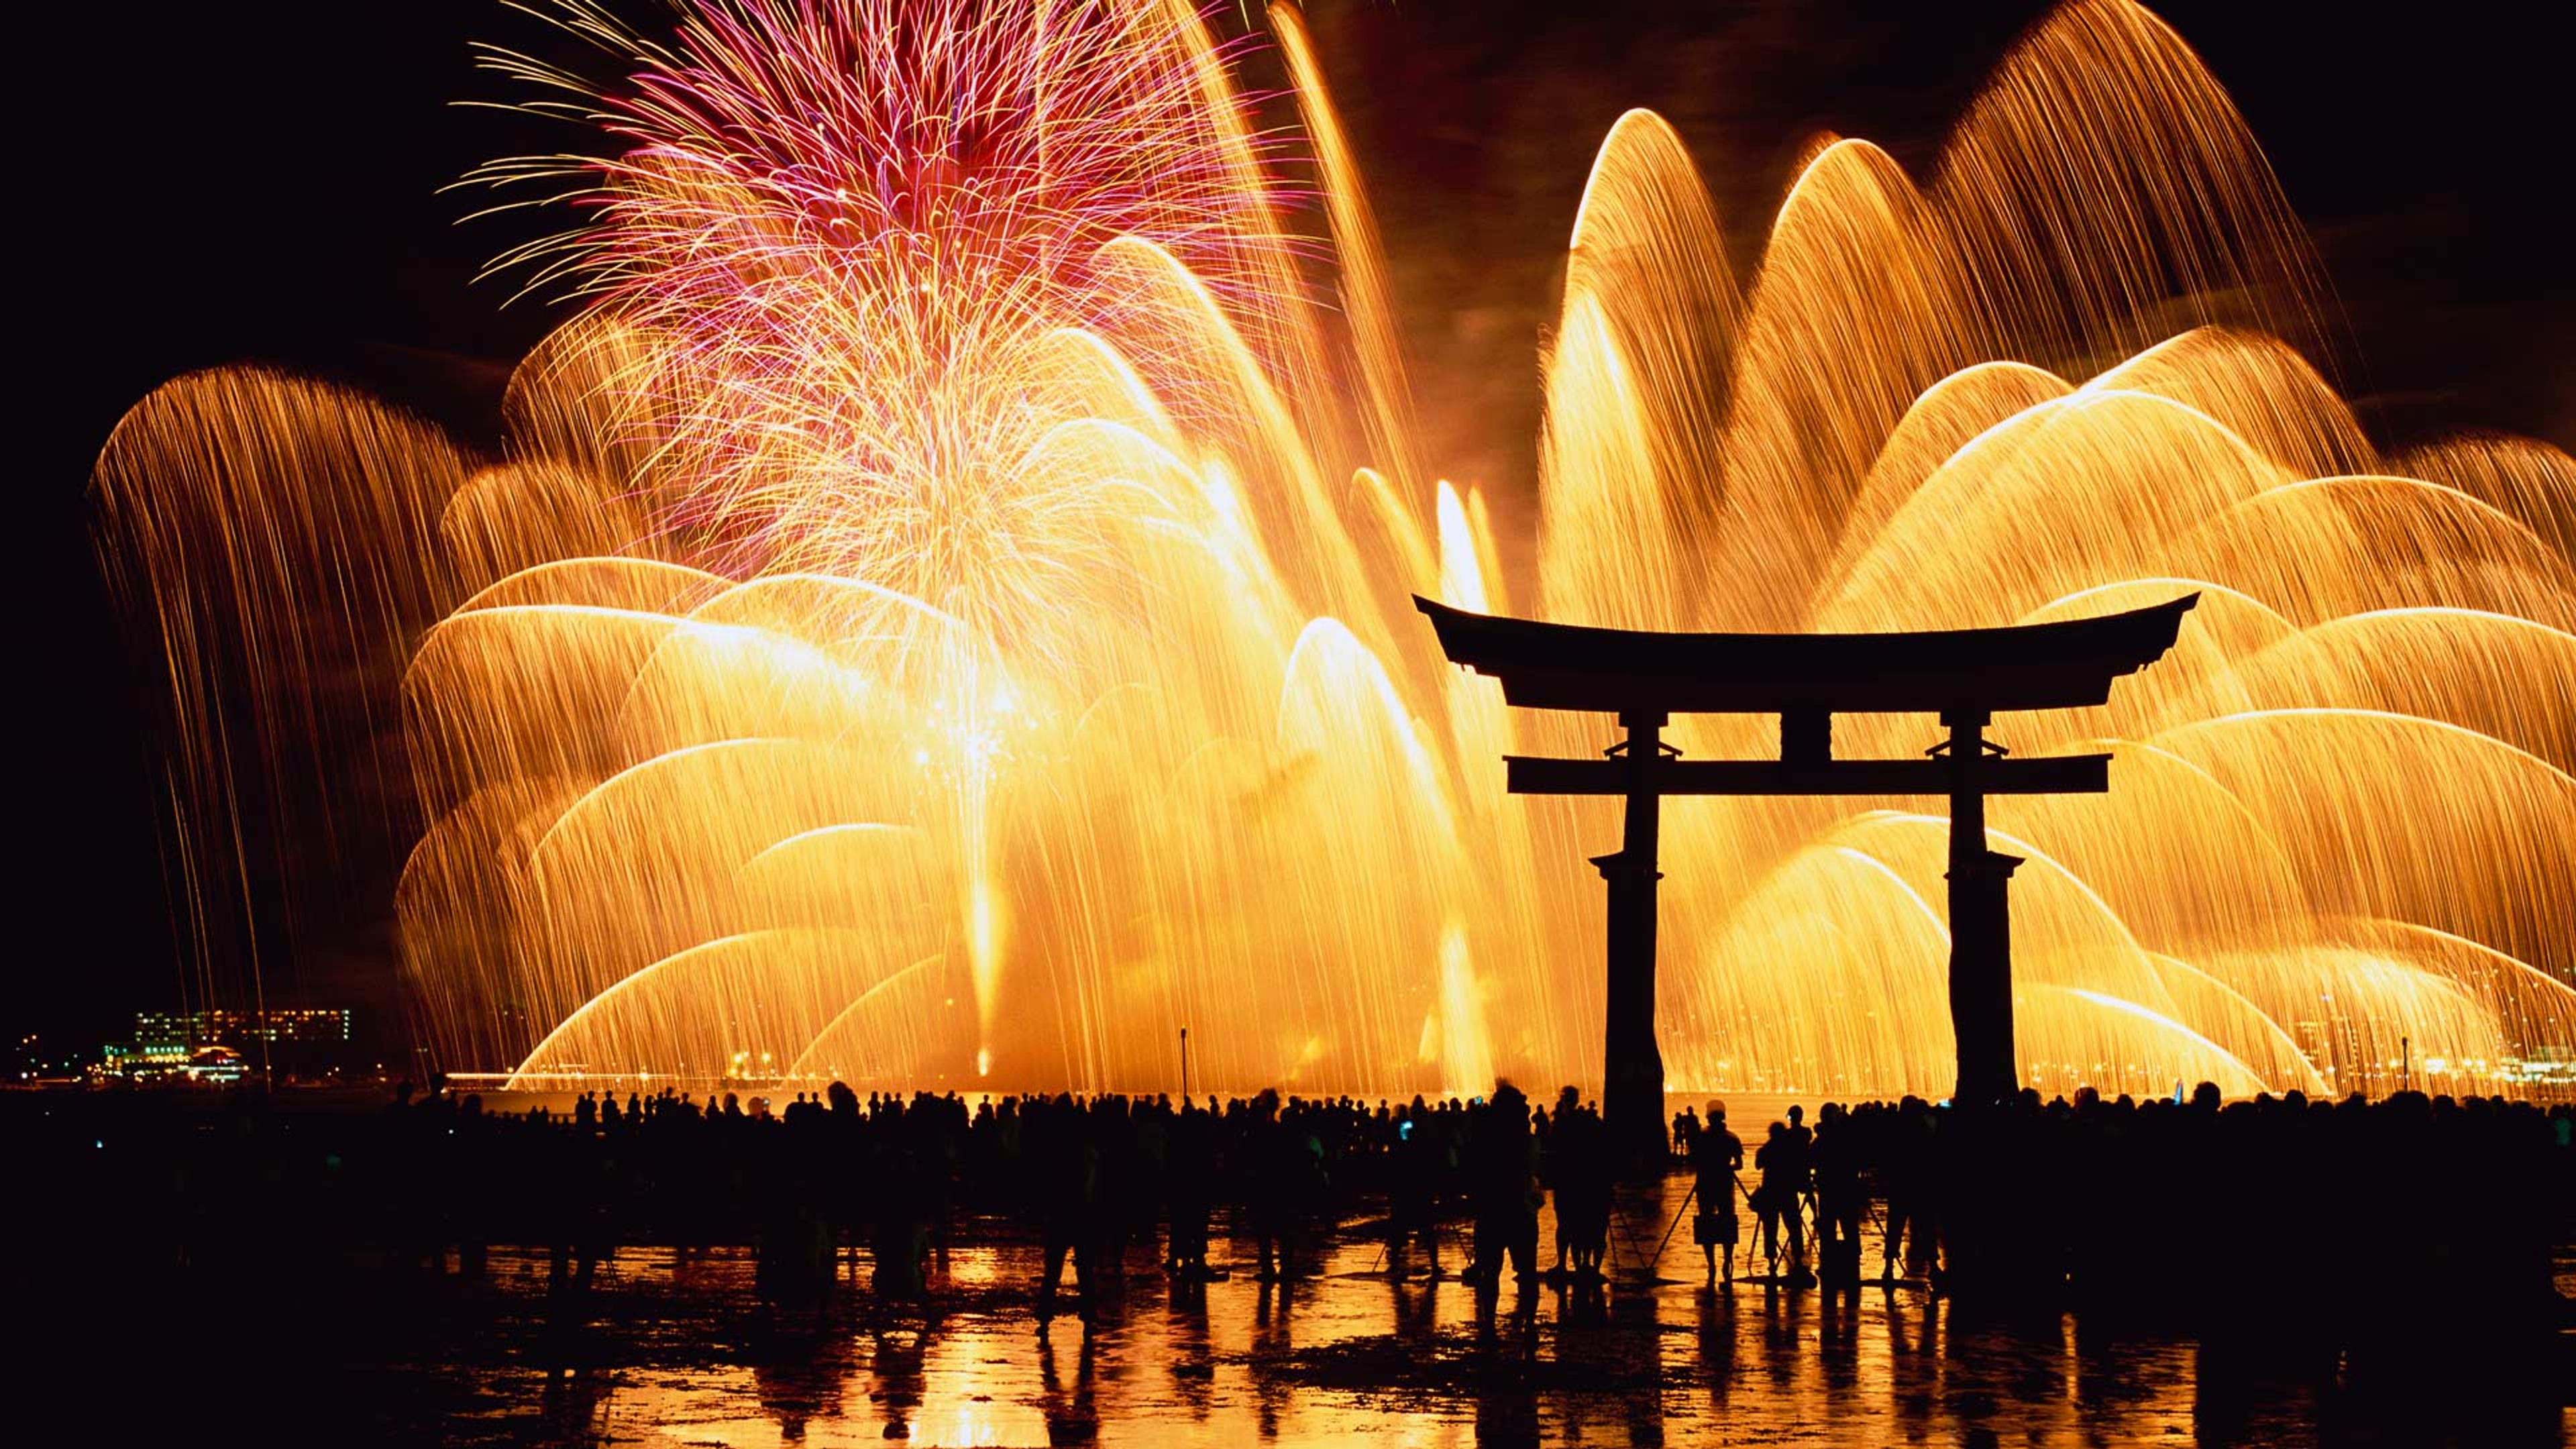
[1595,710,1669,1173]
[1941,710,2033,1296]
[1942,710,2024,1109]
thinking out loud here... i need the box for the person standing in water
[1690,1100,1743,1285]
[1464,1084,1540,1297]
[1755,1120,1813,1285]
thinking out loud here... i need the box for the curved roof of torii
[1413,593,2198,716]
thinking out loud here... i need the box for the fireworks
[466,0,1317,638]
[95,0,2574,1097]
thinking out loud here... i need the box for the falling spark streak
[94,0,2575,1097]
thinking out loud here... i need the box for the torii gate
[1416,593,2196,1165]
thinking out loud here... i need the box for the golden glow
[93,0,2573,1096]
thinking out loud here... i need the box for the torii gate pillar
[1942,709,2027,1108]
[1593,710,1670,1169]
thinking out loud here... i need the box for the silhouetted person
[1754,1122,1811,1285]
[1811,1103,1864,1286]
[1880,1095,1935,1281]
[1386,1098,1443,1276]
[1249,1091,1324,1282]
[1690,1100,1743,1285]
[1031,1097,1098,1325]
[1464,1083,1539,1296]
[1550,1097,1611,1279]
[869,1101,931,1299]
[1785,1104,1815,1222]
[1543,1086,1579,1275]
[1166,1098,1215,1280]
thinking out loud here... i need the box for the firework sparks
[96,0,2574,1097]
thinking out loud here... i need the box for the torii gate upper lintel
[1415,592,2198,1167]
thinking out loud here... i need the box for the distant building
[132,1008,351,1047]
[100,1040,245,1083]
[101,1008,355,1082]
[2504,1046,2575,1088]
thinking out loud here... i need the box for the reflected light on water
[428,1189,2252,1449]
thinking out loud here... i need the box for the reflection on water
[388,1178,2571,1446]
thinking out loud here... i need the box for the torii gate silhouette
[1417,592,2197,1167]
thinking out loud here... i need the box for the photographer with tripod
[1688,1100,1743,1285]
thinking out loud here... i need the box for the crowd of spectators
[1675,1085,2571,1348]
[7,1077,2567,1348]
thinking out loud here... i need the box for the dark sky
[14,1,2573,1044]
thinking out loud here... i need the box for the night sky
[15,1,2573,1046]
